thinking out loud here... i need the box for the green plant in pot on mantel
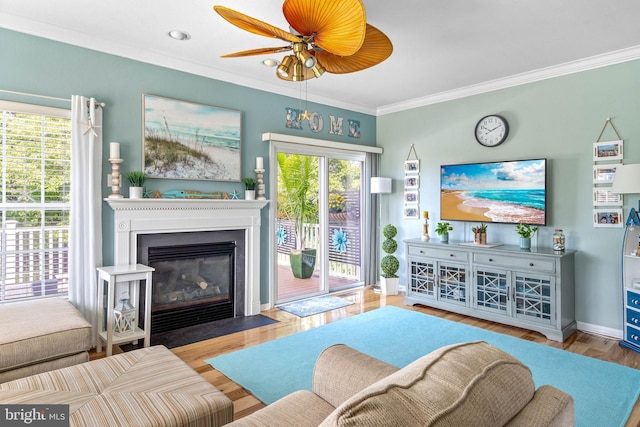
[435,221,453,243]
[126,171,145,199]
[243,177,257,200]
[277,153,319,279]
[380,224,399,295]
[516,223,538,250]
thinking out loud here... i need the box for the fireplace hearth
[137,230,245,334]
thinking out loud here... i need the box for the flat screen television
[440,158,546,225]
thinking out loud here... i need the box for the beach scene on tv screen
[441,159,546,225]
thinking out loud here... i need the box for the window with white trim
[0,101,71,303]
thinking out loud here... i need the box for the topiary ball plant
[381,224,399,278]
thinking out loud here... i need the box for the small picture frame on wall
[403,205,419,219]
[593,209,623,227]
[404,175,419,189]
[593,140,623,161]
[404,159,420,174]
[593,188,623,206]
[404,190,419,204]
[593,164,619,184]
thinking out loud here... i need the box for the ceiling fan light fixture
[311,60,326,78]
[277,55,295,77]
[291,58,304,81]
[295,47,316,68]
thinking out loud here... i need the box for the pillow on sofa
[320,341,535,427]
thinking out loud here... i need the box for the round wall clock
[475,114,509,147]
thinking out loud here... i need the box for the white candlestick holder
[421,218,430,241]
[255,168,266,200]
[108,158,124,199]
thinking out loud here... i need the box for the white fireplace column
[105,199,269,316]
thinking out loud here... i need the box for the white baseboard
[577,321,622,340]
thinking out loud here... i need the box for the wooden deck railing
[276,220,361,279]
[0,221,69,302]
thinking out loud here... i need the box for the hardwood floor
[95,288,640,425]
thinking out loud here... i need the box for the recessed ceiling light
[262,59,280,67]
[168,30,191,41]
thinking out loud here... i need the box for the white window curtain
[69,95,103,343]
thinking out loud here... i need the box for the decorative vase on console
[516,223,538,250]
[435,222,453,243]
[472,223,487,245]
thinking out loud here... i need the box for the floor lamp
[371,177,392,290]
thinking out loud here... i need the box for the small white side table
[96,264,154,356]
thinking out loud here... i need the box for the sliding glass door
[274,145,365,303]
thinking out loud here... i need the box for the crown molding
[377,45,640,116]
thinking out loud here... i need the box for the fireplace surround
[106,199,268,317]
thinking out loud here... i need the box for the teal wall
[1,28,376,304]
[377,60,640,331]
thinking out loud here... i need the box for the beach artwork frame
[593,164,619,184]
[403,205,419,219]
[143,94,241,181]
[593,188,622,206]
[593,209,623,227]
[404,190,419,204]
[593,140,623,161]
[404,159,420,174]
[404,175,419,189]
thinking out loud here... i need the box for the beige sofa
[229,340,574,427]
[0,299,92,383]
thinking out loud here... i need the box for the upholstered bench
[0,298,92,383]
[0,345,233,426]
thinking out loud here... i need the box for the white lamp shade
[371,177,392,194]
[612,164,640,194]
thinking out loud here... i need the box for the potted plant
[277,153,319,279]
[243,177,257,200]
[472,223,488,245]
[126,171,145,199]
[435,221,453,243]
[380,224,399,295]
[516,223,538,249]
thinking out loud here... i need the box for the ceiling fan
[213,0,393,82]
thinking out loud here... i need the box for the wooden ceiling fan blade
[315,24,393,74]
[282,0,366,56]
[221,46,292,58]
[214,6,301,44]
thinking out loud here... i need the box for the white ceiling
[2,0,640,115]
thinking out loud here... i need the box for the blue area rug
[276,295,354,317]
[207,306,640,427]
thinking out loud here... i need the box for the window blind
[0,101,71,303]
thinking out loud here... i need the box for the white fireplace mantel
[105,198,269,316]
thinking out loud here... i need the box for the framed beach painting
[142,94,241,181]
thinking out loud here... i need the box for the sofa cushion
[227,390,334,427]
[0,299,92,375]
[321,341,536,427]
